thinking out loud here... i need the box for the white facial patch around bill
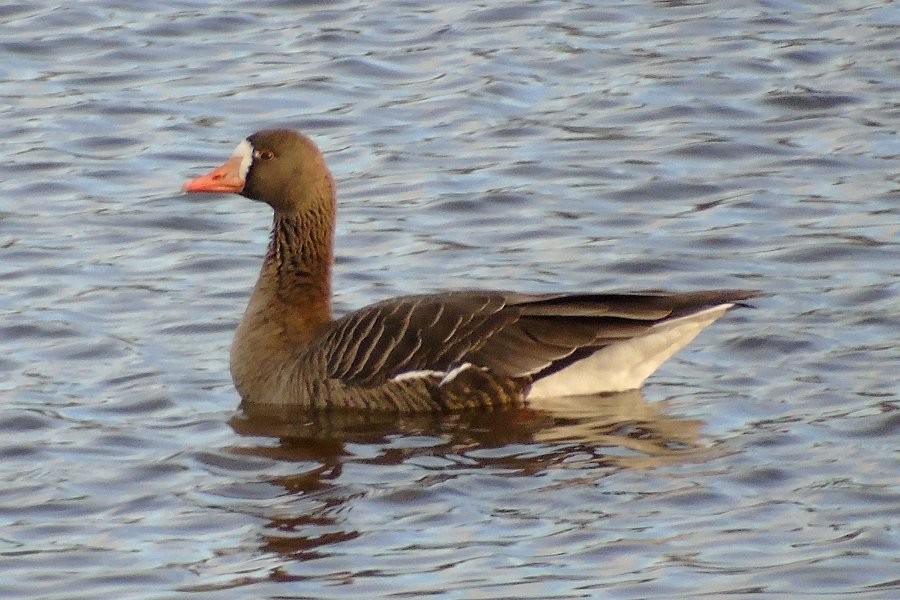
[231,139,254,181]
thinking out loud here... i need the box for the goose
[183,129,756,412]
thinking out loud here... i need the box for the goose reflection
[222,390,717,566]
[230,389,712,466]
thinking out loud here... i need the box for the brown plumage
[183,129,757,413]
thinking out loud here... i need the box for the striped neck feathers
[265,208,334,315]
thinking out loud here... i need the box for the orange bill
[182,156,245,193]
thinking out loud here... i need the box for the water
[1,1,898,598]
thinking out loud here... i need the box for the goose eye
[256,149,275,161]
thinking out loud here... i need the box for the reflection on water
[221,390,714,581]
[232,390,709,469]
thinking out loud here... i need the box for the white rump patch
[527,304,734,402]
[231,139,254,181]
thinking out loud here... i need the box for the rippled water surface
[2,1,898,598]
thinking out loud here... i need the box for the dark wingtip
[729,289,770,309]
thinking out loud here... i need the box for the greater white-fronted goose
[183,129,757,412]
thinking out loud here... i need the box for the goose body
[183,129,756,412]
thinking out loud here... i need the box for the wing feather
[325,307,380,378]
[316,292,509,386]
[309,289,758,394]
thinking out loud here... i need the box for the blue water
[1,1,897,598]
